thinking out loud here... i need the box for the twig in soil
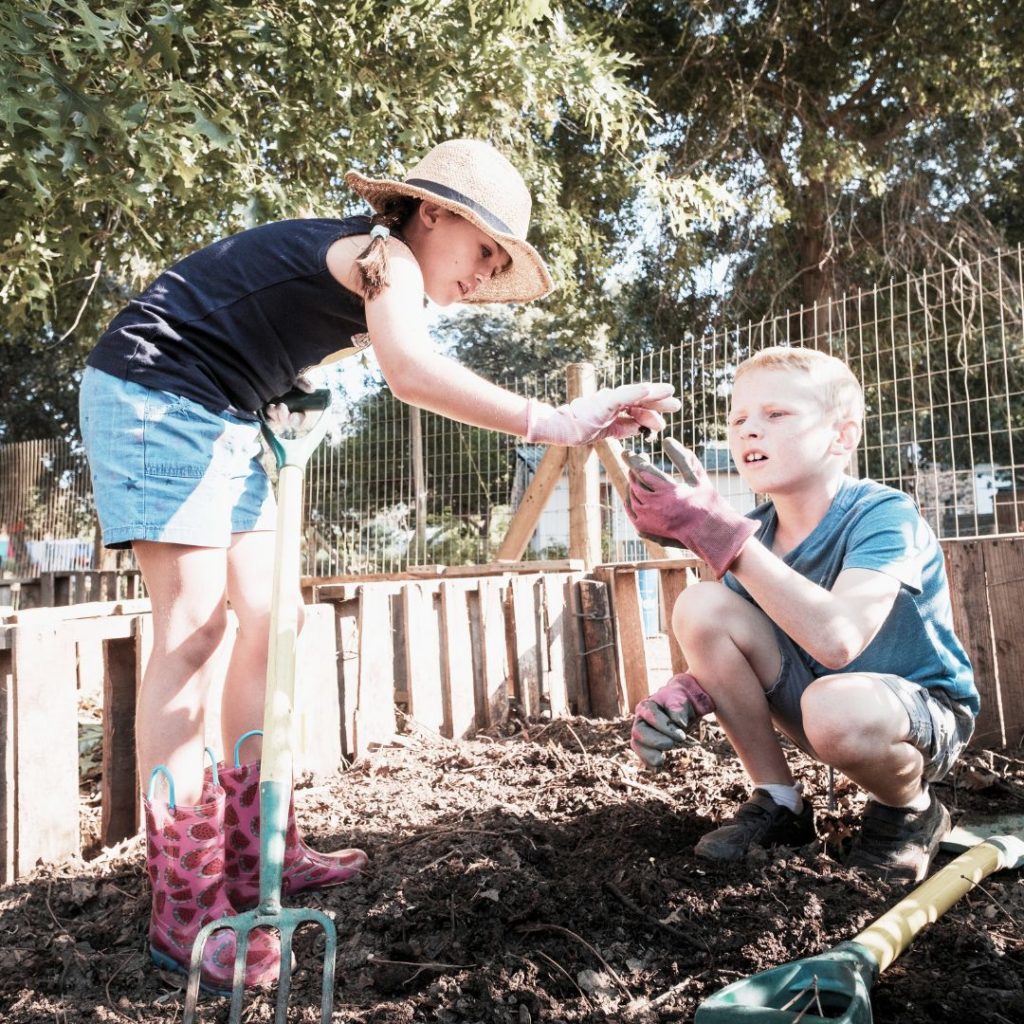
[624,972,706,1019]
[528,951,593,1007]
[417,848,460,874]
[385,825,526,852]
[516,922,632,998]
[104,952,141,1023]
[962,877,1022,928]
[367,955,475,970]
[615,775,681,807]
[368,954,475,985]
[561,722,592,768]
[779,975,825,1022]
[604,882,709,952]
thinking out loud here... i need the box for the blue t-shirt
[724,476,978,714]
[87,216,375,417]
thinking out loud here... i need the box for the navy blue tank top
[87,216,374,416]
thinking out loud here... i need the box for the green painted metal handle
[257,391,332,902]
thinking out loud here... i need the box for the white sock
[870,784,930,812]
[759,783,804,814]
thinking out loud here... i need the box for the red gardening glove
[624,437,758,578]
[525,383,680,446]
[631,673,716,768]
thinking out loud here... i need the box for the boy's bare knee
[673,582,738,644]
[802,678,881,765]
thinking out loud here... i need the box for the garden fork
[183,387,338,1024]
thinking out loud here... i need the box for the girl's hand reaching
[526,383,680,446]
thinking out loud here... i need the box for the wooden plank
[566,364,601,568]
[982,537,1024,748]
[0,644,13,882]
[293,604,343,773]
[390,590,407,705]
[477,578,510,728]
[353,588,397,759]
[440,581,476,739]
[403,583,444,735]
[659,567,692,675]
[540,574,570,718]
[496,445,569,562]
[610,567,650,713]
[334,597,361,758]
[578,576,624,718]
[11,610,79,876]
[598,557,703,573]
[508,575,542,717]
[446,559,585,577]
[944,541,999,748]
[41,599,152,623]
[101,632,140,847]
[565,579,590,716]
[309,560,587,592]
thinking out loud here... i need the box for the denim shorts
[765,626,975,783]
[79,367,276,549]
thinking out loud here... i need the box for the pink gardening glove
[631,673,716,768]
[624,437,758,577]
[526,383,681,446]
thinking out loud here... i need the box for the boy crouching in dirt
[623,346,979,883]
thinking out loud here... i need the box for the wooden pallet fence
[585,557,706,717]
[0,570,145,611]
[0,540,1018,884]
[0,600,340,884]
[942,536,1024,749]
[319,568,587,759]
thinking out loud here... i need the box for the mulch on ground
[2,714,1022,1023]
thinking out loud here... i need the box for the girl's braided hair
[355,195,421,301]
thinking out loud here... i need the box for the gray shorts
[765,627,975,783]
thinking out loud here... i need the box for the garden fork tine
[183,388,338,1024]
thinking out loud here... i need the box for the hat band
[405,179,514,237]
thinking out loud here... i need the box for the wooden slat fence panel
[0,550,1019,885]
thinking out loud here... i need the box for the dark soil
[2,715,1022,1023]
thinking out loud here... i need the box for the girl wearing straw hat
[79,137,679,989]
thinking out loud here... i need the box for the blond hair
[735,346,864,424]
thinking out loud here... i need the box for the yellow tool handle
[854,840,1006,973]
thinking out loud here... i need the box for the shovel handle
[853,838,1009,974]
[258,392,332,789]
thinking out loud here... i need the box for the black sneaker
[846,791,950,883]
[695,789,816,861]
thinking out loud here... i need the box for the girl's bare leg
[133,541,229,805]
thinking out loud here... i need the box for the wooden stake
[495,446,568,562]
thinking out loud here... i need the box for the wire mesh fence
[3,247,1022,581]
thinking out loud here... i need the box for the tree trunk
[798,179,834,348]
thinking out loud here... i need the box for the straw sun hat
[344,138,553,304]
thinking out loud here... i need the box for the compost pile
[2,715,1022,1024]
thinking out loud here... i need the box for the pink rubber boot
[214,733,368,910]
[145,767,281,993]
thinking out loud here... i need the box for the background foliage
[2,0,1022,446]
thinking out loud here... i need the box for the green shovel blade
[694,940,879,1024]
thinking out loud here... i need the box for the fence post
[409,406,427,562]
[566,363,601,569]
